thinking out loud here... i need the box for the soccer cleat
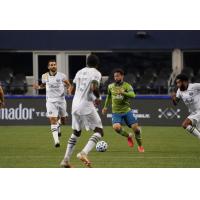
[77,151,92,168]
[58,132,61,137]
[138,146,145,153]
[55,143,60,148]
[127,134,134,148]
[60,159,72,168]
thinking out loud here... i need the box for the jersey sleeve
[62,73,67,81]
[126,83,134,92]
[192,83,200,91]
[176,89,181,99]
[41,73,48,84]
[92,72,101,84]
[73,72,79,84]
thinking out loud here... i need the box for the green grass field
[1,126,200,168]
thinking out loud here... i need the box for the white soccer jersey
[72,67,101,115]
[42,72,67,102]
[176,83,200,114]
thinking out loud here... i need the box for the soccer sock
[51,124,59,144]
[186,125,200,139]
[57,120,61,134]
[134,128,143,146]
[64,134,78,161]
[82,132,102,155]
[116,128,129,137]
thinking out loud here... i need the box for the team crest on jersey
[189,92,193,96]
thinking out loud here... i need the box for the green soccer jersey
[103,82,136,113]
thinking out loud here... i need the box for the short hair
[176,73,189,82]
[113,68,124,75]
[87,54,99,67]
[48,59,56,65]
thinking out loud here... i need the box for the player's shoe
[58,132,61,137]
[55,143,60,148]
[138,146,145,152]
[127,133,134,148]
[77,151,92,168]
[60,159,72,168]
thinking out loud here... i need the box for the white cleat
[77,151,92,168]
[60,159,72,168]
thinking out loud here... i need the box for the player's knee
[94,127,104,137]
[134,128,141,135]
[182,120,191,129]
[182,122,188,129]
[50,117,57,125]
[113,124,122,133]
[73,130,81,137]
[61,117,66,125]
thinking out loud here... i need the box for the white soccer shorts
[188,112,200,129]
[46,101,68,118]
[72,109,103,131]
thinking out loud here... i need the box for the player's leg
[57,101,68,137]
[131,123,144,152]
[46,101,60,147]
[112,113,130,137]
[112,113,133,147]
[182,116,200,139]
[125,110,144,152]
[77,110,103,167]
[60,113,81,168]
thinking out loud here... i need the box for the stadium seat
[10,73,28,94]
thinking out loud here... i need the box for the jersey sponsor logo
[189,92,193,96]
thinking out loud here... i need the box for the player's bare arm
[63,79,72,94]
[171,91,180,106]
[91,80,100,98]
[33,83,46,90]
[0,86,5,108]
[102,86,111,115]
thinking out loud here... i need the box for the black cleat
[58,132,61,137]
[55,143,60,148]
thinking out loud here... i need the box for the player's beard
[50,68,57,74]
[115,80,122,84]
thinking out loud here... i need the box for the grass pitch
[0,126,200,168]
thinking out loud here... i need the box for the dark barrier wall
[0,30,200,50]
[0,96,188,126]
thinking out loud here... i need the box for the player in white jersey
[60,54,104,168]
[172,74,200,139]
[0,85,5,109]
[33,59,71,147]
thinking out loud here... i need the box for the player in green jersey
[102,69,144,152]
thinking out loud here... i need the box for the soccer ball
[96,141,108,152]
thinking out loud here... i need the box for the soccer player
[171,73,200,139]
[0,85,5,109]
[102,69,144,152]
[60,54,104,168]
[33,59,71,147]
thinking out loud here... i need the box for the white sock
[51,124,59,144]
[82,132,102,155]
[64,134,78,161]
[186,125,200,139]
[57,121,61,133]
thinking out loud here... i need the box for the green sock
[135,132,142,146]
[116,129,129,137]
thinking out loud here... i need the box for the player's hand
[33,84,40,90]
[102,108,108,115]
[170,92,177,100]
[94,98,101,107]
